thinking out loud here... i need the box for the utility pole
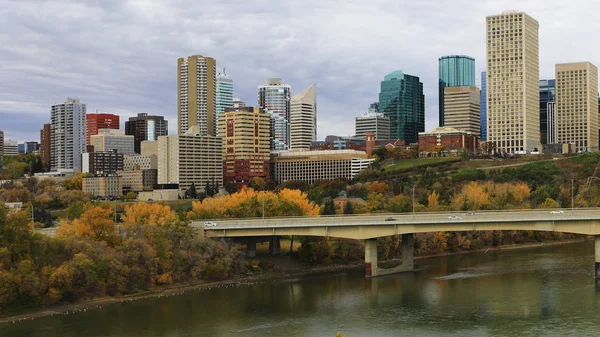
[571,179,574,210]
[412,184,415,215]
[262,190,265,220]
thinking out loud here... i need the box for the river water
[3,242,600,337]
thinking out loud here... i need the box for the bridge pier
[365,234,414,277]
[595,235,600,279]
[269,236,281,256]
[246,238,256,258]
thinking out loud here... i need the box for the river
[2,242,599,337]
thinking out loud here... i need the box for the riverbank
[0,237,587,324]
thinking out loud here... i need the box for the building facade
[443,86,481,135]
[158,126,223,193]
[178,55,217,136]
[290,84,317,151]
[438,55,476,127]
[555,62,599,152]
[232,98,247,109]
[218,107,270,187]
[86,113,119,145]
[0,130,3,164]
[418,127,480,153]
[480,71,487,141]
[271,150,374,185]
[258,78,292,151]
[539,79,556,144]
[125,113,168,154]
[40,124,51,170]
[51,97,86,171]
[81,150,124,175]
[3,140,18,156]
[24,142,39,154]
[216,69,233,134]
[90,129,134,155]
[82,175,122,198]
[378,71,425,144]
[355,110,391,140]
[123,154,158,171]
[117,169,157,192]
[486,11,540,153]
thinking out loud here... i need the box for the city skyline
[2,1,599,143]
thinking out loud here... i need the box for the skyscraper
[90,129,135,155]
[51,97,86,171]
[0,130,3,166]
[555,62,599,152]
[539,79,556,144]
[216,69,233,135]
[443,86,481,135]
[258,78,291,151]
[486,11,539,153]
[177,55,217,136]
[40,124,51,171]
[439,55,475,127]
[290,84,317,151]
[125,113,168,154]
[86,113,120,144]
[355,111,390,140]
[480,71,487,141]
[378,71,425,144]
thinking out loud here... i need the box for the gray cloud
[1,0,599,143]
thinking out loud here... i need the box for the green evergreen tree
[343,201,354,214]
[321,198,337,215]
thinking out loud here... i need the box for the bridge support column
[365,239,378,277]
[246,238,256,258]
[269,236,281,256]
[595,235,600,279]
[402,233,415,271]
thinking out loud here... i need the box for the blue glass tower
[378,71,424,144]
[439,55,475,127]
[480,71,487,141]
[539,79,555,144]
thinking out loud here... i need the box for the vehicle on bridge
[551,210,564,214]
[466,212,474,216]
[448,215,462,220]
[385,217,396,221]
[204,221,218,227]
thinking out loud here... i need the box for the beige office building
[82,175,122,197]
[555,62,599,152]
[90,129,135,155]
[178,55,217,136]
[141,140,158,156]
[290,84,317,150]
[443,86,481,135]
[486,11,539,153]
[271,150,374,185]
[218,107,270,187]
[355,110,390,140]
[123,154,158,171]
[158,126,223,193]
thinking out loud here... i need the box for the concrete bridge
[195,209,600,278]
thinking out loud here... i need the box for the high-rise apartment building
[158,126,223,193]
[555,62,599,152]
[480,71,487,141]
[216,69,233,134]
[290,84,317,151]
[378,71,425,144]
[0,130,4,164]
[90,129,135,155]
[51,97,86,171]
[218,107,270,187]
[439,55,476,127]
[486,11,540,153]
[86,113,119,144]
[125,113,168,154]
[258,78,291,151]
[355,110,390,140]
[178,55,217,136]
[443,86,481,135]
[40,124,51,170]
[539,79,556,144]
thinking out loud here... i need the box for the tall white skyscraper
[258,78,291,151]
[177,55,216,136]
[290,84,317,150]
[486,11,539,153]
[216,69,233,135]
[51,97,86,171]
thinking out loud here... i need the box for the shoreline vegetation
[0,238,586,324]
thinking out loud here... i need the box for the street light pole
[412,184,415,215]
[571,179,574,210]
[262,190,265,220]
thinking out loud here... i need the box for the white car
[448,215,462,220]
[550,210,564,214]
[204,221,218,227]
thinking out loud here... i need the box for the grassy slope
[384,157,460,171]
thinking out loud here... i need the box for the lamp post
[412,184,415,215]
[571,179,574,210]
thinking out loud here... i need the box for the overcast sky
[1,0,598,143]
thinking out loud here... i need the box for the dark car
[385,217,396,221]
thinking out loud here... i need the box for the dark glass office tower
[439,55,475,127]
[378,71,424,144]
[125,113,168,154]
[539,79,555,144]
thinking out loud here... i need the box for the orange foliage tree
[120,202,179,239]
[57,206,117,245]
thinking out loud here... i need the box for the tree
[343,201,354,214]
[120,202,179,239]
[248,177,266,191]
[372,146,388,161]
[125,192,137,201]
[185,183,198,199]
[57,207,118,245]
[321,198,337,215]
[427,191,440,211]
[367,181,389,195]
[6,162,28,179]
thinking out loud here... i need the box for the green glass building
[378,71,424,144]
[439,55,475,127]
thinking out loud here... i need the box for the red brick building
[39,123,51,171]
[86,113,120,145]
[418,127,479,154]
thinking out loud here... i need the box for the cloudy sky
[1,0,598,143]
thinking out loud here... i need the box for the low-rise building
[82,175,122,197]
[123,154,158,170]
[117,169,157,192]
[90,129,135,155]
[81,150,124,174]
[418,127,479,154]
[4,140,18,156]
[271,150,374,185]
